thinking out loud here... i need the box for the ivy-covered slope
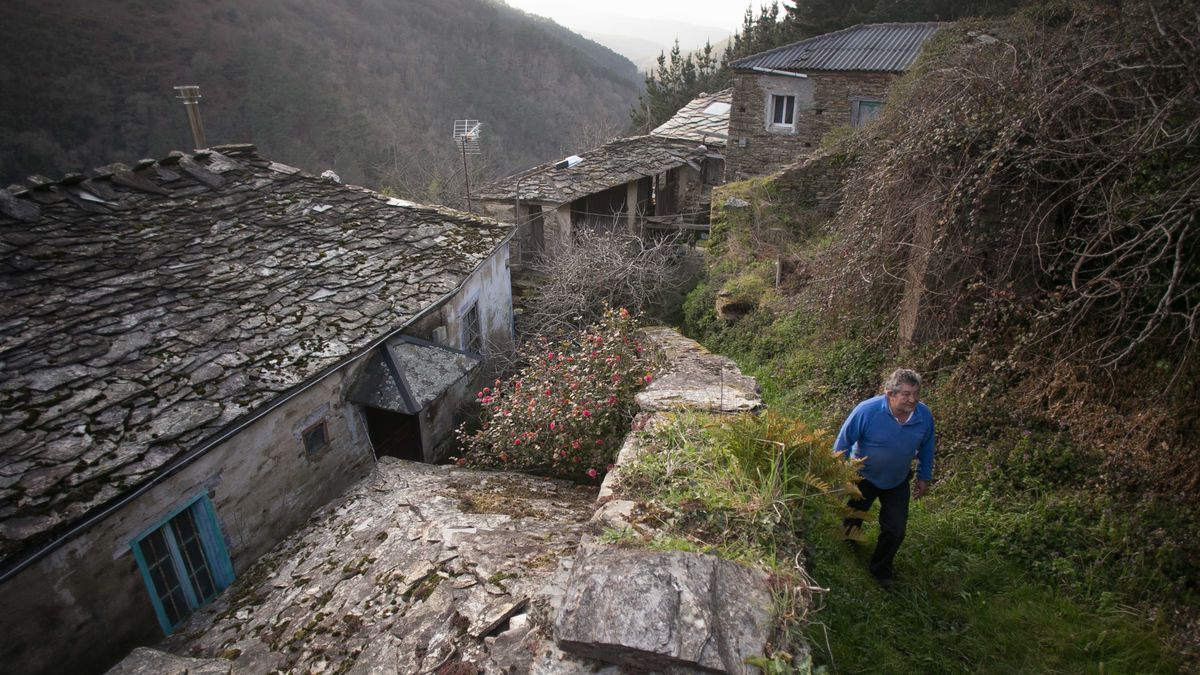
[683,1,1198,668]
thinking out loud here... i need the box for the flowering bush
[454,308,653,482]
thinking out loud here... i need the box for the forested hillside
[0,0,640,197]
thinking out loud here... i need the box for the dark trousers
[843,472,911,580]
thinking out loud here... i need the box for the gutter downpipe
[749,66,808,79]
[0,225,519,585]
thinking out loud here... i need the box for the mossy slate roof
[0,145,511,572]
[477,135,709,204]
[650,89,732,143]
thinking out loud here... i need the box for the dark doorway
[363,407,423,461]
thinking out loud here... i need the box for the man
[834,368,935,587]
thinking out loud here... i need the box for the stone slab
[554,548,772,673]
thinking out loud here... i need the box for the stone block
[554,548,772,673]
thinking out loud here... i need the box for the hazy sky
[501,0,753,34]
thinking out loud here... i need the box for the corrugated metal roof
[731,23,942,73]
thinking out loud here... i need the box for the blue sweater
[834,394,935,489]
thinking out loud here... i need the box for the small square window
[770,94,795,126]
[302,421,329,454]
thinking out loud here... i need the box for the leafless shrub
[828,2,1200,376]
[520,225,691,341]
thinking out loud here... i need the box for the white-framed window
[769,94,796,126]
[460,302,482,354]
[851,98,884,128]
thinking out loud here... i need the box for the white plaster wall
[0,367,375,675]
[442,243,513,356]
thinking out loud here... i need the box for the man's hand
[913,479,930,500]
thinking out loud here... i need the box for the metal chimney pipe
[173,85,208,150]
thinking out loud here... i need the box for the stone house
[725,22,941,180]
[0,144,514,674]
[477,89,730,266]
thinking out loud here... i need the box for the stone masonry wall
[0,368,375,675]
[726,70,898,180]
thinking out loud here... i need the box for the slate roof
[347,336,480,415]
[476,135,709,204]
[651,89,732,143]
[0,145,511,573]
[730,22,942,73]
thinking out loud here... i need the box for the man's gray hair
[883,368,922,393]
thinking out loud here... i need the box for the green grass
[804,498,1181,674]
[673,295,1190,673]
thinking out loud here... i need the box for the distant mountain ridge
[0,0,641,190]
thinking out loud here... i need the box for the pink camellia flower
[644,374,653,383]
[607,395,618,404]
[619,308,629,318]
[513,438,521,446]
[549,421,556,430]
[595,438,603,445]
[572,440,582,450]
[544,389,552,396]
[547,351,555,360]
[481,395,493,404]
[455,458,467,466]
[587,468,598,479]
[581,410,591,418]
[483,387,491,394]
[571,456,579,462]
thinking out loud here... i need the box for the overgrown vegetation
[521,228,690,341]
[612,411,864,666]
[671,2,1196,669]
[454,308,652,482]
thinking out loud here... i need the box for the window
[851,99,884,128]
[302,420,329,454]
[461,303,482,354]
[770,94,795,126]
[131,496,234,634]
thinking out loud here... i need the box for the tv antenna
[453,119,482,211]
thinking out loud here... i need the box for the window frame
[768,94,796,127]
[130,494,234,635]
[460,302,483,354]
[850,97,885,128]
[302,419,330,455]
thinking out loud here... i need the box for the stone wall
[726,69,898,180]
[0,367,375,675]
[770,147,851,217]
